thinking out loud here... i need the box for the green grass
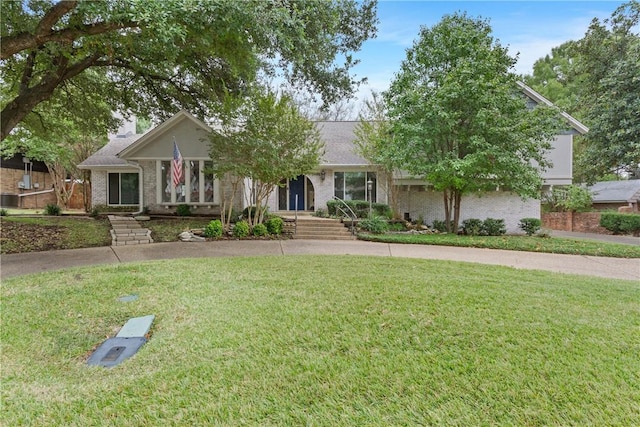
[359,232,640,258]
[2,256,639,426]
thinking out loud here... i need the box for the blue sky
[351,1,626,100]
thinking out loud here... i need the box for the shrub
[326,200,391,219]
[358,216,389,234]
[252,223,268,237]
[600,212,640,235]
[90,206,101,218]
[462,218,484,236]
[243,205,268,220]
[176,204,191,216]
[431,219,448,233]
[0,208,7,216]
[313,208,328,218]
[233,220,250,238]
[388,221,407,232]
[204,219,223,238]
[543,185,592,212]
[265,216,284,235]
[44,204,61,216]
[519,218,542,236]
[483,218,506,236]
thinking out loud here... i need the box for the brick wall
[397,190,539,234]
[541,212,610,234]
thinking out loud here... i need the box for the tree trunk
[452,190,462,234]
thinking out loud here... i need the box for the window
[108,173,139,205]
[159,160,216,204]
[334,171,377,202]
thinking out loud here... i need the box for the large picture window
[159,160,216,204]
[334,171,377,202]
[108,173,139,205]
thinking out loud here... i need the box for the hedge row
[326,200,391,218]
[600,212,640,235]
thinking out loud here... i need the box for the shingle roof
[79,121,370,169]
[316,121,369,166]
[588,180,640,203]
[78,135,142,168]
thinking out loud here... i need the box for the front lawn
[2,256,638,425]
[359,231,640,258]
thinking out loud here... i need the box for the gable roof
[588,180,640,203]
[517,81,589,135]
[118,110,211,158]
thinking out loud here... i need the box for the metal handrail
[332,196,357,235]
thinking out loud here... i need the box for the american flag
[172,140,183,188]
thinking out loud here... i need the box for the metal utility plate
[87,337,147,368]
[116,315,155,338]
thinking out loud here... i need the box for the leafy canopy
[0,0,378,141]
[208,86,323,226]
[384,12,561,232]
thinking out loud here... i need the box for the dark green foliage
[431,220,452,233]
[600,212,640,235]
[462,218,484,236]
[243,206,266,219]
[204,220,223,238]
[0,208,7,216]
[44,204,61,216]
[358,216,389,234]
[483,218,506,236]
[233,220,250,238]
[519,218,542,236]
[176,204,191,216]
[326,200,391,218]
[388,221,407,232]
[252,223,268,237]
[265,216,284,235]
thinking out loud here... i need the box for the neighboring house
[587,180,640,212]
[0,153,57,209]
[79,83,587,233]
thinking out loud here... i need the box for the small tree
[208,87,323,229]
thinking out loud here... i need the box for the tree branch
[2,14,138,60]
[35,1,78,37]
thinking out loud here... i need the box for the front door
[289,175,305,210]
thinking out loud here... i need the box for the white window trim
[156,160,219,205]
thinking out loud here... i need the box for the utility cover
[87,337,147,368]
[116,315,155,338]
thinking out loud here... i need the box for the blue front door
[289,175,305,210]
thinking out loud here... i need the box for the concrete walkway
[2,239,638,282]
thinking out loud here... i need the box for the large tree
[0,0,378,141]
[573,1,640,181]
[208,87,323,229]
[384,13,561,233]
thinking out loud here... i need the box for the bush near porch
[326,200,392,218]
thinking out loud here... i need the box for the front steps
[108,215,153,246]
[288,216,355,240]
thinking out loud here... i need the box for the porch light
[320,170,326,181]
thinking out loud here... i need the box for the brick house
[79,83,586,233]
